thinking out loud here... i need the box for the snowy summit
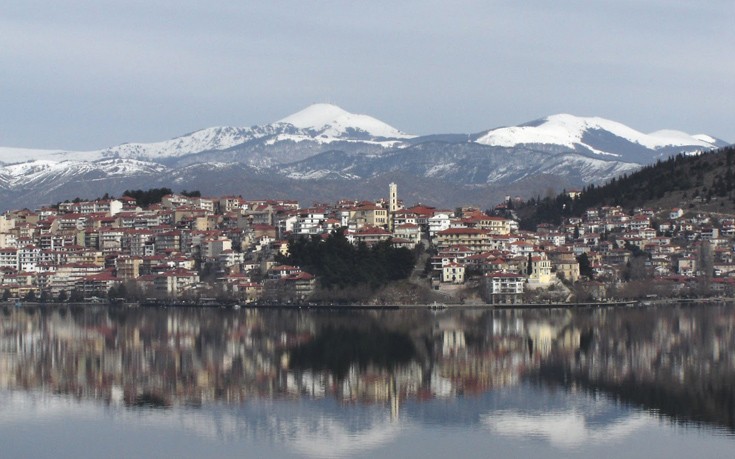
[0,108,725,169]
[475,114,720,154]
[277,103,414,139]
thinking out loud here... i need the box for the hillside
[517,145,735,229]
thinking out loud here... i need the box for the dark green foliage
[180,190,201,197]
[108,284,127,299]
[2,289,10,301]
[577,253,593,280]
[69,289,84,302]
[281,229,416,290]
[56,188,199,209]
[122,188,174,207]
[57,290,68,302]
[121,188,199,206]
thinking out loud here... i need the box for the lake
[1,303,734,458]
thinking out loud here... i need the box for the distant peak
[276,103,351,129]
[476,113,719,152]
[275,103,414,139]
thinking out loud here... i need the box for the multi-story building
[435,228,490,254]
[484,272,525,304]
[527,253,553,288]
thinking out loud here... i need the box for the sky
[1,0,734,150]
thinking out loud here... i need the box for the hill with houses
[2,163,735,306]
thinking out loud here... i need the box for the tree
[25,290,36,302]
[57,290,68,302]
[122,188,174,207]
[577,253,594,280]
[2,289,10,301]
[282,229,417,291]
[69,289,84,302]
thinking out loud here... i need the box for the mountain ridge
[1,104,726,165]
[0,104,729,211]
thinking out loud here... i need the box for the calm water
[1,304,734,458]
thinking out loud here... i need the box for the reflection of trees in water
[537,304,735,432]
[129,392,171,409]
[289,326,416,379]
[540,365,735,432]
[3,304,735,432]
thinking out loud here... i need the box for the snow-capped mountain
[0,106,729,210]
[0,104,413,166]
[276,103,414,140]
[474,114,725,163]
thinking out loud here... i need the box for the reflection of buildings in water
[0,308,544,410]
[3,305,733,430]
[1,308,536,412]
[442,329,466,357]
[432,311,536,397]
[526,322,581,358]
[570,307,735,386]
[1,308,285,405]
[538,305,735,432]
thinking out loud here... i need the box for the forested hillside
[518,145,735,229]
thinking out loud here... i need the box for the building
[527,253,553,288]
[388,182,398,231]
[441,263,465,284]
[435,228,490,253]
[484,272,525,304]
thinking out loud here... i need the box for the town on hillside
[0,183,732,306]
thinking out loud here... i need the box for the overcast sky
[2,0,734,150]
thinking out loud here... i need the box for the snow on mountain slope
[96,125,282,161]
[0,146,101,164]
[277,103,414,139]
[2,110,723,168]
[95,158,167,176]
[0,158,165,189]
[0,160,98,189]
[535,153,643,183]
[0,104,413,165]
[0,108,728,210]
[475,114,718,155]
[0,129,257,164]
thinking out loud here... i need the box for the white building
[485,272,525,304]
[428,213,451,237]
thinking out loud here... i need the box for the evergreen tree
[577,253,594,280]
[283,229,417,290]
[69,289,84,302]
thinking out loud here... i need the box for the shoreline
[7,297,733,311]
